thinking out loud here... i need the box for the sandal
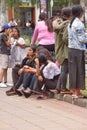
[15,90,23,96]
[22,90,32,98]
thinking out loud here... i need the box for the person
[68,5,87,98]
[9,27,26,73]
[8,18,17,27]
[6,45,37,96]
[31,12,55,52]
[0,24,13,88]
[33,54,61,100]
[5,27,26,88]
[53,7,72,94]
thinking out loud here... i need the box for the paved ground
[0,69,87,130]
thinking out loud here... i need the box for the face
[12,28,19,38]
[5,28,10,35]
[27,47,35,57]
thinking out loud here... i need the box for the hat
[2,24,11,29]
[0,24,11,33]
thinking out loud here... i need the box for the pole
[50,0,53,17]
[83,0,85,26]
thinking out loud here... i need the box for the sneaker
[0,82,7,88]
[6,83,13,87]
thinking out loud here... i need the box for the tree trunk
[0,0,8,27]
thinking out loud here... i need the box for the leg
[56,59,68,91]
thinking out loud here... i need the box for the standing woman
[0,24,12,87]
[68,5,87,98]
[31,12,55,52]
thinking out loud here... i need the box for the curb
[54,93,87,109]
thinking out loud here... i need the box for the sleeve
[75,24,87,43]
[2,35,8,42]
[31,23,39,44]
[18,37,25,45]
[43,63,60,79]
[62,25,68,45]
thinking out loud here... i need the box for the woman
[68,5,87,98]
[31,12,55,52]
[0,24,12,88]
[6,45,37,96]
[34,54,60,99]
[53,7,72,94]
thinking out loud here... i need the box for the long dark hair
[70,5,84,28]
[37,54,48,66]
[12,27,20,37]
[39,12,53,32]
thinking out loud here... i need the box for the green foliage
[31,0,39,5]
[6,0,21,8]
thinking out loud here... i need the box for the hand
[38,75,43,81]
[18,68,24,75]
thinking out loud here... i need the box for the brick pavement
[0,68,87,130]
[0,87,87,130]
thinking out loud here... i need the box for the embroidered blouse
[68,17,87,50]
[41,62,60,79]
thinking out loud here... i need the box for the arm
[76,27,87,44]
[5,32,13,47]
[16,43,26,48]
[15,37,26,48]
[31,23,38,44]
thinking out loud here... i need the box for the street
[0,81,87,130]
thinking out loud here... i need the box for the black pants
[56,59,68,90]
[13,66,23,90]
[34,75,59,92]
[68,48,85,90]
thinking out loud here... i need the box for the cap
[2,24,11,29]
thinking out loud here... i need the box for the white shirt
[9,37,25,68]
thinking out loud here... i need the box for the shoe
[6,90,17,96]
[22,90,32,98]
[0,82,7,88]
[55,89,61,94]
[6,83,13,87]
[60,89,72,94]
[15,89,23,96]
[6,87,14,94]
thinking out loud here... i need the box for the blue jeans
[23,73,33,89]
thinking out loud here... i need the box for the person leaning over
[33,54,61,100]
[53,7,72,94]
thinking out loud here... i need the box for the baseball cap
[2,24,11,29]
[0,24,11,33]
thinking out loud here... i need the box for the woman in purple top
[31,12,55,52]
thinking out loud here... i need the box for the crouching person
[33,54,61,99]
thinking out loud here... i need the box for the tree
[0,0,8,26]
